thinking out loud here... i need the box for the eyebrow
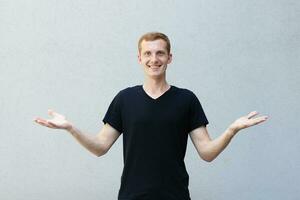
[143,50,166,54]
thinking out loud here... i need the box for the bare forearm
[67,126,106,157]
[197,111,268,162]
[202,127,237,162]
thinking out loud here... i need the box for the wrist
[66,124,74,133]
[226,126,239,138]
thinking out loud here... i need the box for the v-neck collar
[140,85,173,101]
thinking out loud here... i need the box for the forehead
[140,39,168,52]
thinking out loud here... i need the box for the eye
[144,52,151,56]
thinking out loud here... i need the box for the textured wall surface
[1,0,299,199]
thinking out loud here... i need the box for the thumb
[247,111,259,119]
[48,109,56,116]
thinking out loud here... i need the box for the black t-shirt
[102,85,209,200]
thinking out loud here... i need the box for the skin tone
[34,109,72,130]
[138,39,172,98]
[33,38,269,161]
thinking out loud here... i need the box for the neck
[143,77,170,94]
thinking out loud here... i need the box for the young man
[34,32,268,200]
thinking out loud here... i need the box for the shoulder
[119,85,140,94]
[172,85,197,100]
[114,85,141,99]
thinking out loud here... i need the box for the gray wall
[1,0,299,199]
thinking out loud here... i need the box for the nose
[149,54,159,64]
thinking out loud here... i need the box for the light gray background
[1,0,299,199]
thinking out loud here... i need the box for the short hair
[138,32,171,54]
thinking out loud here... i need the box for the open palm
[230,111,268,132]
[34,109,72,130]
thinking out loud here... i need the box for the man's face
[138,39,172,78]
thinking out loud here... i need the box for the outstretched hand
[229,111,268,133]
[34,109,73,130]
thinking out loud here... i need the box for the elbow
[96,150,107,157]
[199,153,215,162]
[95,147,108,157]
[203,157,214,162]
[96,152,104,157]
[197,143,215,162]
[198,146,217,162]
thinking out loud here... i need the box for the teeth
[149,65,161,67]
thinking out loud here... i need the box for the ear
[167,53,173,64]
[138,52,142,64]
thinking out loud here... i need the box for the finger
[251,116,269,125]
[257,115,268,122]
[33,117,40,122]
[47,121,59,128]
[247,111,259,119]
[34,117,48,123]
[35,120,56,128]
[48,109,61,117]
[48,109,55,116]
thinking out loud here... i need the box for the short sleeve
[188,92,209,133]
[102,91,123,134]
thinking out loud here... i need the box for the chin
[146,72,166,78]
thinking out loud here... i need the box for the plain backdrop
[1,0,299,199]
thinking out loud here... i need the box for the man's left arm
[189,111,268,162]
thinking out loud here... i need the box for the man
[34,32,268,200]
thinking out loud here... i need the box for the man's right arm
[67,123,121,157]
[34,109,121,157]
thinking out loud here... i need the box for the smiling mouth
[147,65,162,68]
